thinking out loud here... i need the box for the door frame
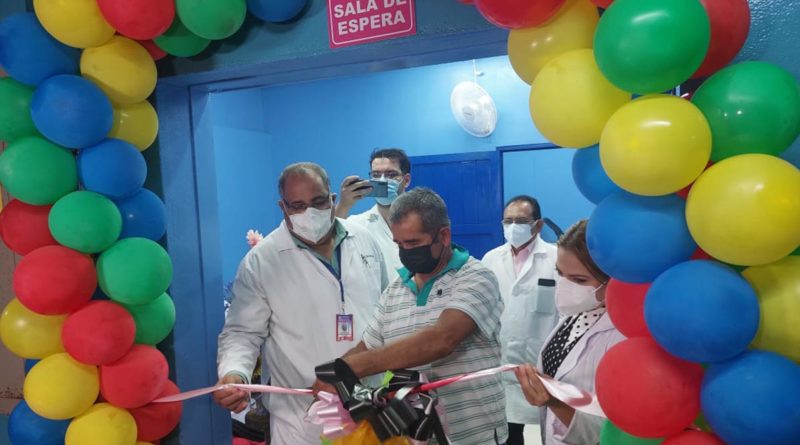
[155,30,508,445]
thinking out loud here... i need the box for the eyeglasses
[283,196,332,212]
[502,218,538,225]
[369,170,403,180]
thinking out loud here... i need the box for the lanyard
[316,245,345,314]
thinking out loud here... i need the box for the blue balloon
[8,400,70,445]
[247,0,308,22]
[587,192,696,283]
[115,188,167,241]
[24,359,39,374]
[571,145,623,205]
[645,260,759,363]
[0,13,79,86]
[702,350,800,445]
[30,75,113,149]
[77,138,147,200]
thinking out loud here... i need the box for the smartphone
[350,178,389,198]
[364,180,388,198]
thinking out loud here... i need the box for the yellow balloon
[0,298,66,359]
[508,0,599,84]
[743,256,800,363]
[530,49,630,148]
[109,101,159,151]
[81,36,157,105]
[600,95,712,195]
[686,154,800,266]
[24,352,99,420]
[66,403,137,445]
[33,0,115,49]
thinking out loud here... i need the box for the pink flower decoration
[246,229,264,248]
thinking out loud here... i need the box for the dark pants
[506,423,525,445]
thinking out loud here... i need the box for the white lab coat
[218,218,388,445]
[482,237,559,425]
[537,312,625,445]
[348,204,403,281]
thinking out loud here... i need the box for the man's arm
[345,340,368,358]
[343,309,477,377]
[335,175,372,218]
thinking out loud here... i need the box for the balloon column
[474,0,800,444]
[0,1,309,444]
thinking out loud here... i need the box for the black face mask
[399,234,442,275]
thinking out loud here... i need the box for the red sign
[327,0,417,49]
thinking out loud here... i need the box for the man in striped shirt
[322,188,508,444]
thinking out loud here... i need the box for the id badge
[336,314,354,342]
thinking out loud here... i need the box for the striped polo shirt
[362,246,508,445]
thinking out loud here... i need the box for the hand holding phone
[363,180,388,198]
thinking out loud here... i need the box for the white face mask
[503,223,534,248]
[555,275,604,315]
[288,206,334,243]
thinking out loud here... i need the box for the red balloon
[605,279,652,338]
[62,301,136,365]
[129,380,183,441]
[0,200,57,255]
[690,248,714,261]
[100,345,168,408]
[591,0,613,7]
[596,337,704,438]
[459,0,474,3]
[474,0,567,29]
[137,39,168,61]
[97,0,176,40]
[13,245,96,315]
[693,0,751,78]
[663,431,726,445]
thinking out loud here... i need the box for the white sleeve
[217,252,271,382]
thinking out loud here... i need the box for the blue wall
[209,56,597,283]
[0,411,9,445]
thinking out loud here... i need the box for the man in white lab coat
[335,148,411,281]
[482,195,558,445]
[213,162,388,445]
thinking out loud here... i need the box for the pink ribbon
[154,364,604,419]
[305,391,357,439]
[153,383,311,403]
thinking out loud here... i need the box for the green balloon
[791,246,800,256]
[0,136,77,205]
[600,420,664,445]
[49,191,122,253]
[691,62,800,162]
[98,238,173,305]
[123,293,176,345]
[694,412,713,432]
[175,0,246,40]
[154,13,211,57]
[0,78,39,142]
[594,0,710,94]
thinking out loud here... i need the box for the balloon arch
[1,0,799,445]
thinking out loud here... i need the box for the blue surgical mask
[375,178,401,207]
